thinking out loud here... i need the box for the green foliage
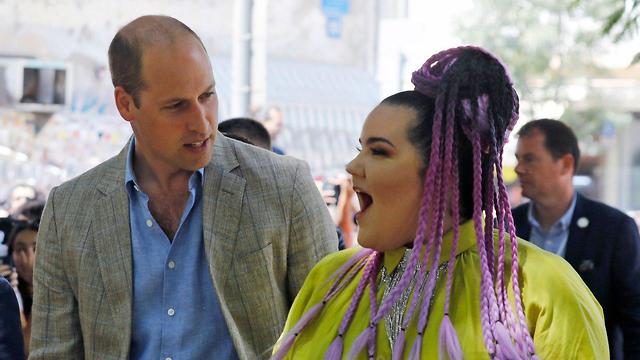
[591,0,639,64]
[454,0,622,149]
[455,0,610,104]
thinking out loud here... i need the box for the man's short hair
[108,15,206,107]
[218,118,272,150]
[518,118,581,172]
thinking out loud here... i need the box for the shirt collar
[124,137,205,193]
[527,192,577,232]
[383,219,478,273]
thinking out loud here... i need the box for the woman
[273,47,607,359]
[7,201,43,358]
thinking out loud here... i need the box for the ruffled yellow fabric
[276,220,608,359]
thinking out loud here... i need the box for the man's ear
[114,86,136,122]
[560,153,576,176]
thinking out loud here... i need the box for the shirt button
[168,261,176,269]
[146,219,153,227]
[167,308,175,316]
[165,357,172,360]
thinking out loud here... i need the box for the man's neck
[532,188,575,232]
[132,151,192,195]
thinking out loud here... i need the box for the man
[253,105,285,154]
[512,118,640,360]
[30,16,337,360]
[0,277,24,360]
[218,117,272,150]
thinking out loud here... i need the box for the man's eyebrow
[161,84,215,105]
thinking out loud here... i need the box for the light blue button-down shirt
[125,139,238,360]
[527,193,577,257]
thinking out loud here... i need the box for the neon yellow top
[277,220,608,359]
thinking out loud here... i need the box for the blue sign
[322,0,349,15]
[325,15,343,38]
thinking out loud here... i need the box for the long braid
[347,252,383,360]
[396,91,447,328]
[470,133,498,356]
[494,150,525,354]
[408,146,446,360]
[323,251,380,360]
[438,133,463,360]
[438,85,464,360]
[494,162,512,335]
[272,249,373,360]
[373,91,447,329]
[498,151,538,358]
[367,253,383,357]
[409,84,459,360]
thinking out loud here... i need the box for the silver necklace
[380,249,449,350]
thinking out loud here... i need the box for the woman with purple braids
[272,46,607,359]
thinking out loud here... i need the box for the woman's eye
[355,146,362,152]
[371,148,387,156]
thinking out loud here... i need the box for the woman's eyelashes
[370,148,388,156]
[355,145,388,157]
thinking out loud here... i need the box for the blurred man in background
[218,117,272,150]
[253,105,285,154]
[512,118,640,360]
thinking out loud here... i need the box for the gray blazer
[29,134,338,359]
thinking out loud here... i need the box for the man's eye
[200,91,215,101]
[167,102,183,110]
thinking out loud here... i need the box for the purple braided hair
[275,46,537,360]
[272,248,372,360]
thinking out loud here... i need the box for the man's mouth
[184,138,209,148]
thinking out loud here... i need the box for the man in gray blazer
[30,15,337,360]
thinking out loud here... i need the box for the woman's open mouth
[355,190,373,222]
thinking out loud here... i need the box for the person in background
[0,184,41,218]
[253,105,285,154]
[218,117,272,150]
[512,119,640,360]
[273,46,607,359]
[5,200,44,358]
[0,276,25,360]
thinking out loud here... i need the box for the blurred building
[0,0,381,196]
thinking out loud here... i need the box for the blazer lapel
[92,145,133,349]
[513,204,532,240]
[203,135,246,296]
[565,193,590,269]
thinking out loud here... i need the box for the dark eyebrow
[360,137,395,148]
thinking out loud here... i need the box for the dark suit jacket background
[0,277,25,360]
[512,193,640,360]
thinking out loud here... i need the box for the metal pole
[231,0,253,117]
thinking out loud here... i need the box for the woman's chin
[356,235,409,253]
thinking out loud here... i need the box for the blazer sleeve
[30,187,84,359]
[285,161,338,302]
[0,278,25,360]
[612,214,640,358]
